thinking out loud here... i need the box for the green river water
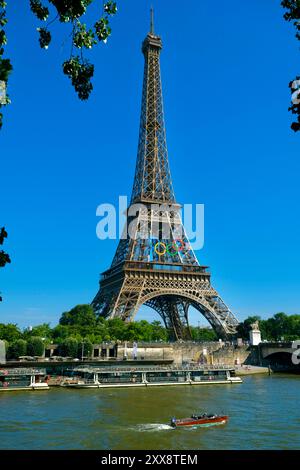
[0,374,299,450]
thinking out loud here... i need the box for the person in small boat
[191,413,208,420]
[192,413,217,420]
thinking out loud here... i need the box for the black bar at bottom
[0,450,299,466]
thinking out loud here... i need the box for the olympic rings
[167,243,178,257]
[153,239,190,257]
[154,242,166,256]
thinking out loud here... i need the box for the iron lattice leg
[145,296,191,340]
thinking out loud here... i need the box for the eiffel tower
[92,11,239,340]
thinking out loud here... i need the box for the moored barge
[0,368,49,392]
[61,365,242,389]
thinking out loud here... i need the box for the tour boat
[61,365,242,389]
[0,368,49,392]
[170,413,228,428]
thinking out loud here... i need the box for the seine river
[0,374,299,450]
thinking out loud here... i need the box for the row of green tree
[4,336,94,360]
[1,306,299,359]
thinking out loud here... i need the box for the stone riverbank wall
[116,342,259,366]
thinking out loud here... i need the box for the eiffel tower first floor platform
[92,261,239,340]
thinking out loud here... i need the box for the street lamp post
[81,342,84,362]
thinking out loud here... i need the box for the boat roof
[0,368,46,376]
[68,365,234,374]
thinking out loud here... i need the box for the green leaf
[73,22,97,49]
[0,57,12,82]
[104,1,117,16]
[30,0,49,21]
[50,0,93,21]
[63,57,94,100]
[0,29,7,46]
[37,27,51,49]
[94,17,112,43]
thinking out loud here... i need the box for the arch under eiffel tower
[92,11,239,340]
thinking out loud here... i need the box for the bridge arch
[263,351,293,366]
[134,290,234,339]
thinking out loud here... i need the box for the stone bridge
[258,341,300,368]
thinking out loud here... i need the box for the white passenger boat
[0,368,49,391]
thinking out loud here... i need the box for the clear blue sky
[1,0,299,328]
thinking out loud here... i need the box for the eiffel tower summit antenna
[150,6,154,34]
[92,11,239,340]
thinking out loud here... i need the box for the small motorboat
[170,413,228,428]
